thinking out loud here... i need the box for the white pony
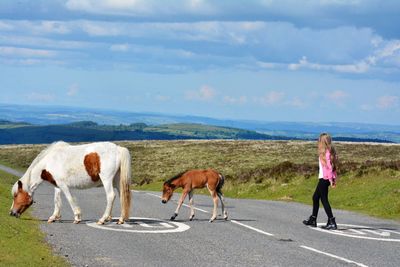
[10,141,131,225]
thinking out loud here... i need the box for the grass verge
[0,169,67,267]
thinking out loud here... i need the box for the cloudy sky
[0,0,399,124]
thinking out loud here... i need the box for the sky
[0,0,399,125]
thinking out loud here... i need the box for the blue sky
[0,0,399,124]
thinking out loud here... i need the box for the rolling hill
[0,103,399,143]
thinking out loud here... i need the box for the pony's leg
[188,190,195,221]
[217,192,228,220]
[97,179,116,225]
[209,190,219,222]
[171,191,188,221]
[114,185,121,222]
[58,184,81,224]
[48,187,62,223]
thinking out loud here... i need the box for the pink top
[319,150,337,182]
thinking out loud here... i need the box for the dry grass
[1,140,399,219]
[1,140,399,185]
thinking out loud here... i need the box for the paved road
[4,165,400,266]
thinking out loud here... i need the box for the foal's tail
[118,146,132,221]
[216,173,225,194]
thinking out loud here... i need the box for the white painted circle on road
[86,217,190,234]
[311,223,400,242]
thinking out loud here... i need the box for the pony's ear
[17,180,23,190]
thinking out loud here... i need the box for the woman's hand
[331,180,336,188]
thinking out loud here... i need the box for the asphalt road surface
[4,165,400,267]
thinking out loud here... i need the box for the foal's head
[10,180,33,218]
[161,182,175,204]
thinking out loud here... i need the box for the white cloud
[0,21,13,31]
[185,85,216,101]
[286,97,306,108]
[65,0,214,16]
[326,90,348,106]
[38,21,70,34]
[288,56,371,74]
[376,95,399,109]
[0,46,55,57]
[223,95,247,105]
[258,91,285,105]
[0,35,90,50]
[110,43,130,52]
[81,22,121,36]
[67,84,79,96]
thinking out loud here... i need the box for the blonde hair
[318,133,338,171]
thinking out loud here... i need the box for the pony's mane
[165,170,188,185]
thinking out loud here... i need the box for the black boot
[321,217,337,230]
[302,215,317,227]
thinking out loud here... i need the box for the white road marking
[347,229,366,235]
[146,192,276,237]
[143,187,399,267]
[363,229,390,237]
[86,217,190,234]
[160,222,174,228]
[230,220,274,236]
[146,192,161,198]
[300,245,368,267]
[312,223,400,242]
[146,192,209,213]
[136,221,156,228]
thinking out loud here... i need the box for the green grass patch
[0,170,67,267]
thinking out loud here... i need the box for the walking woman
[303,133,338,230]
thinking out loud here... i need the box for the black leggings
[312,179,334,218]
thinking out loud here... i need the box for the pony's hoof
[47,215,61,223]
[117,220,124,225]
[73,220,81,224]
[209,218,215,223]
[96,220,104,225]
[170,213,178,221]
[189,215,195,221]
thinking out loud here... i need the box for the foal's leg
[97,178,116,225]
[58,184,81,224]
[188,190,195,221]
[209,190,219,222]
[171,190,188,221]
[48,187,62,223]
[217,192,228,220]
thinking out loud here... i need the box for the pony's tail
[216,173,225,194]
[118,146,132,222]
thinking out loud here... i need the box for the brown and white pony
[161,169,228,222]
[10,141,131,225]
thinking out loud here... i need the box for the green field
[0,169,67,267]
[1,140,399,220]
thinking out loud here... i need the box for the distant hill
[0,121,294,144]
[0,103,399,143]
[0,120,393,144]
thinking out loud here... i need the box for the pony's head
[10,180,33,218]
[161,182,175,204]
